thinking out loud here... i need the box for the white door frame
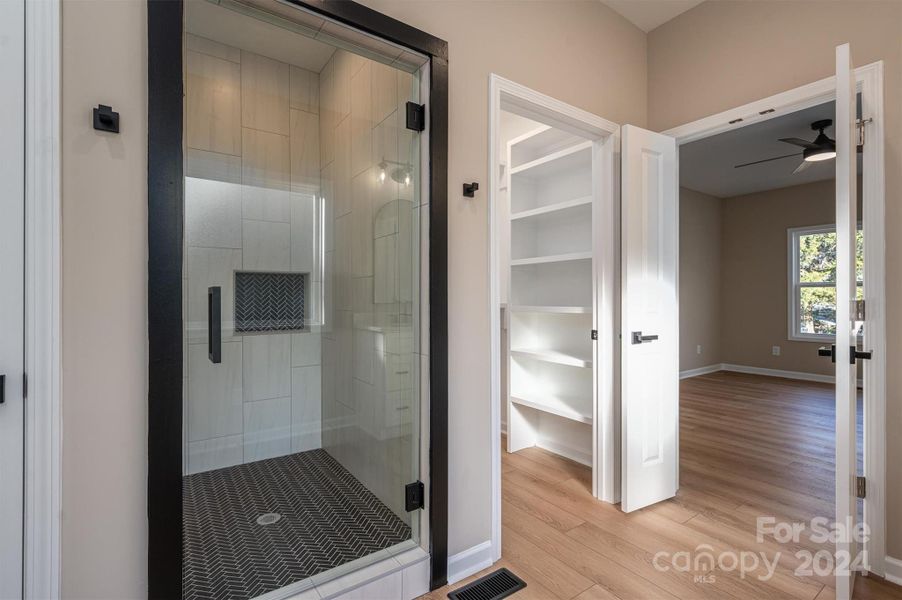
[487,74,619,564]
[23,0,62,597]
[662,61,887,577]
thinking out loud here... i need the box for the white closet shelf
[510,196,592,222]
[510,394,593,424]
[510,348,592,368]
[509,141,592,178]
[508,305,591,314]
[510,251,592,266]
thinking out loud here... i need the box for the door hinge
[405,481,424,512]
[406,102,425,132]
[854,299,866,321]
[856,476,866,499]
[591,329,598,340]
[857,117,872,147]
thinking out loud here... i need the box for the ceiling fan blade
[734,152,801,169]
[779,137,819,149]
[793,160,813,174]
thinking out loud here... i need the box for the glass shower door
[181,0,425,596]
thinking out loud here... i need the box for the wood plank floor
[420,372,900,600]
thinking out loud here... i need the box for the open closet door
[834,42,860,600]
[620,125,678,513]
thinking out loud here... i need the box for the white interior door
[0,0,25,596]
[620,125,678,513]
[834,42,860,600]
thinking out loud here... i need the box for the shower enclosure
[145,0,445,597]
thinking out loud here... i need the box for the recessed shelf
[510,196,592,222]
[510,141,592,178]
[510,348,592,368]
[510,393,592,425]
[508,305,591,314]
[511,251,592,267]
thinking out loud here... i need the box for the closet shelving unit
[505,126,596,466]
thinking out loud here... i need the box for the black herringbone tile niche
[183,449,412,600]
[234,271,306,333]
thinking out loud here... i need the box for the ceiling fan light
[803,147,836,162]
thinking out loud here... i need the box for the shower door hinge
[854,299,866,321]
[406,102,425,132]
[405,481,425,512]
[856,476,866,499]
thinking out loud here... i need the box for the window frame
[787,223,862,342]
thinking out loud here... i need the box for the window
[788,224,863,341]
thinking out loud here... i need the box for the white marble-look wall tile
[242,219,290,271]
[186,150,242,249]
[187,247,242,343]
[333,116,351,217]
[352,327,375,384]
[322,250,334,336]
[319,57,335,167]
[243,396,292,462]
[291,366,322,452]
[332,50,352,122]
[321,163,335,253]
[242,333,291,402]
[290,109,320,195]
[349,62,372,177]
[188,341,243,441]
[186,50,241,156]
[187,434,243,475]
[186,34,241,63]
[350,170,374,277]
[333,310,353,409]
[292,332,321,367]
[242,128,290,223]
[289,65,319,114]
[241,51,289,135]
[290,193,318,274]
[333,214,352,310]
[371,61,398,127]
[351,277,373,314]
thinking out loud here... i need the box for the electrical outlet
[696,344,702,355]
[772,345,781,356]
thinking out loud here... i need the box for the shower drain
[256,512,282,526]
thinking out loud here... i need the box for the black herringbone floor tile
[183,449,411,600]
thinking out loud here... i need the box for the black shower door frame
[147,1,449,597]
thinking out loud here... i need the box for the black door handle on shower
[0,374,5,404]
[208,286,222,364]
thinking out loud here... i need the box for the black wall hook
[463,182,479,198]
[93,104,120,133]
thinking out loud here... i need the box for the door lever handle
[0,374,4,404]
[631,331,659,345]
[817,345,836,363]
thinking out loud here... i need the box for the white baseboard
[679,362,862,386]
[447,540,494,585]
[721,363,835,384]
[885,556,902,586]
[679,364,723,379]
[536,436,592,467]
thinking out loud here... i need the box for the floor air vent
[447,568,526,600]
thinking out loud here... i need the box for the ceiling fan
[734,119,836,174]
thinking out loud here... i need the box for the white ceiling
[601,0,704,32]
[678,100,862,198]
[186,0,336,72]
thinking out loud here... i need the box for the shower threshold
[184,449,414,600]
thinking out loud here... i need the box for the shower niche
[178,0,428,597]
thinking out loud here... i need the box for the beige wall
[679,188,723,372]
[650,0,902,556]
[61,1,148,597]
[720,180,835,376]
[60,0,646,595]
